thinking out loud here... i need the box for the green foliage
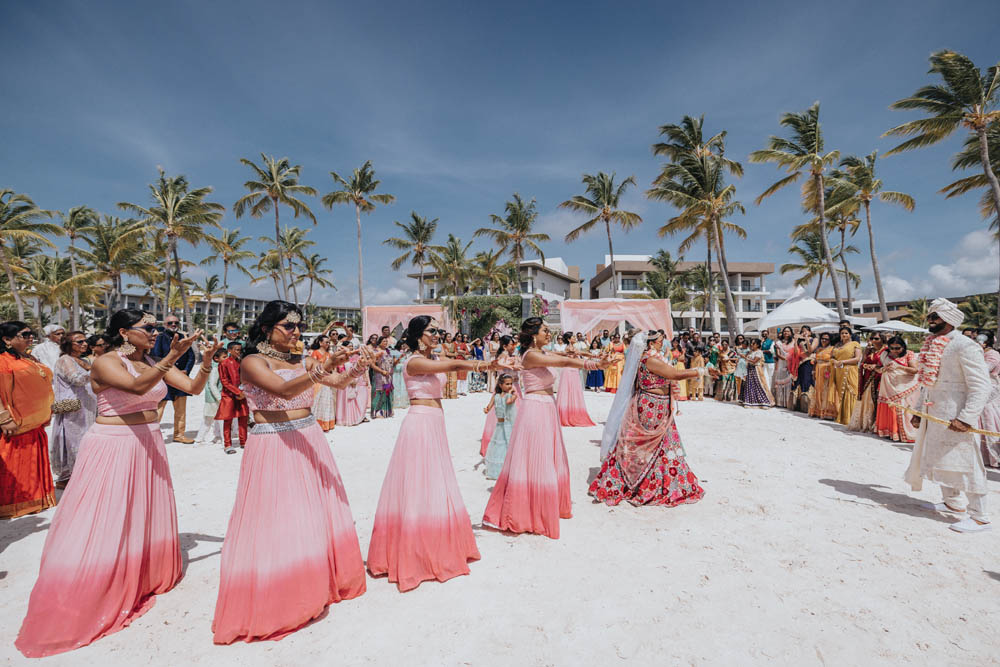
[959,294,998,331]
[456,295,521,338]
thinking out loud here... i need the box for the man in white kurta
[904,298,992,532]
[32,324,64,376]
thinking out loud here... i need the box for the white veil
[599,331,647,461]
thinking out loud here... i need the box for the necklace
[258,341,300,362]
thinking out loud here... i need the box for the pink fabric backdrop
[362,305,451,338]
[559,299,673,339]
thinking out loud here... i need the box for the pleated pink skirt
[480,407,497,456]
[482,394,572,539]
[368,406,480,591]
[556,367,595,427]
[16,423,181,658]
[212,417,365,644]
[336,384,368,426]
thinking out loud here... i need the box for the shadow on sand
[818,478,957,523]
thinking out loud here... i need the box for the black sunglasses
[277,321,305,332]
[131,325,158,333]
[425,328,444,336]
[17,330,35,339]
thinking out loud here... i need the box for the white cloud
[879,230,998,302]
[369,287,411,305]
[881,275,918,301]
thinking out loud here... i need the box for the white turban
[43,324,65,335]
[929,298,964,327]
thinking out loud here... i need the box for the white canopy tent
[747,287,877,331]
[862,320,929,334]
[559,299,674,339]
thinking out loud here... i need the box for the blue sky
[3,0,999,307]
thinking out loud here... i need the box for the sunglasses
[425,328,444,336]
[17,330,34,339]
[277,321,305,332]
[71,339,88,345]
[131,325,158,333]
[225,330,239,335]
[164,321,179,327]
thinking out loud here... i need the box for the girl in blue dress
[483,374,517,479]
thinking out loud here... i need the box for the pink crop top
[521,364,555,392]
[403,357,445,399]
[242,367,314,411]
[96,355,168,416]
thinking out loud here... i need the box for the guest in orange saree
[875,337,920,443]
[0,322,56,519]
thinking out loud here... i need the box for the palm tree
[322,160,395,312]
[903,297,930,327]
[959,294,997,332]
[384,211,439,302]
[941,122,1000,222]
[797,184,862,311]
[685,264,722,331]
[648,117,746,337]
[828,152,915,321]
[266,225,314,304]
[475,194,549,280]
[201,228,255,335]
[640,250,691,328]
[76,216,155,314]
[750,102,845,317]
[59,206,98,328]
[430,234,472,318]
[471,249,512,295]
[297,253,335,307]
[196,274,222,330]
[119,169,224,328]
[234,154,318,300]
[251,252,285,300]
[0,190,60,320]
[559,173,643,298]
[884,50,1000,338]
[781,231,860,298]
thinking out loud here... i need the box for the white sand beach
[1,391,998,666]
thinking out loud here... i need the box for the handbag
[51,398,82,414]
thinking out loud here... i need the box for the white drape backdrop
[362,305,451,338]
[559,299,673,338]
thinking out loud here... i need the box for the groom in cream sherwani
[905,298,992,532]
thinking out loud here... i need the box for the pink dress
[556,366,595,427]
[212,366,365,644]
[367,358,480,591]
[482,364,572,539]
[17,356,179,658]
[335,357,369,426]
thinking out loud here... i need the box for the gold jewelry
[138,313,156,326]
[257,341,298,362]
[118,341,136,356]
[285,310,302,324]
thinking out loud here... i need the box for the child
[216,341,249,454]
[688,349,706,401]
[483,374,517,480]
[196,348,226,445]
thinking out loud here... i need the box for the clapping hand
[355,345,377,369]
[170,329,203,356]
[325,346,352,370]
[198,335,223,360]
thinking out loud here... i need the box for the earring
[118,340,136,356]
[258,340,274,355]
[418,340,429,352]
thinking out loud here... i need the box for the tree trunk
[713,217,740,343]
[70,236,80,329]
[356,203,365,313]
[814,273,823,299]
[418,263,424,303]
[975,128,1000,344]
[219,262,229,337]
[172,243,192,330]
[307,278,315,309]
[839,224,853,313]
[273,196,289,301]
[815,173,846,318]
[704,242,713,332]
[0,250,25,320]
[864,202,889,321]
[163,242,173,323]
[605,219,618,298]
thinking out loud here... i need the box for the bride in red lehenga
[590,330,717,507]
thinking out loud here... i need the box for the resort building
[409,257,584,303]
[588,255,774,333]
[90,292,360,331]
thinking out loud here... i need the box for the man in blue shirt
[760,329,775,388]
[153,314,196,443]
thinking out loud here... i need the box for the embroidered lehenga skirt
[588,391,704,507]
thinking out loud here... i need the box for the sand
[2,390,999,666]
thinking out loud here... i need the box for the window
[621,278,638,291]
[741,280,751,291]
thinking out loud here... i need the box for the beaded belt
[250,414,316,434]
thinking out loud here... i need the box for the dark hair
[223,321,240,332]
[104,309,148,350]
[213,348,227,360]
[402,315,433,352]
[377,335,389,347]
[979,330,996,348]
[495,373,513,394]
[886,335,908,353]
[59,330,86,356]
[561,332,573,345]
[590,337,602,350]
[0,321,30,358]
[86,334,106,349]
[310,335,327,350]
[498,335,513,350]
[735,334,746,345]
[227,340,243,351]
[780,326,794,342]
[838,326,853,339]
[819,332,831,344]
[245,300,303,355]
[518,317,543,351]
[750,338,762,349]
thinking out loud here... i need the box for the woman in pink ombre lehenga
[368,316,500,591]
[335,348,369,426]
[17,310,220,658]
[483,318,611,540]
[212,301,369,644]
[554,332,595,427]
[480,335,519,457]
